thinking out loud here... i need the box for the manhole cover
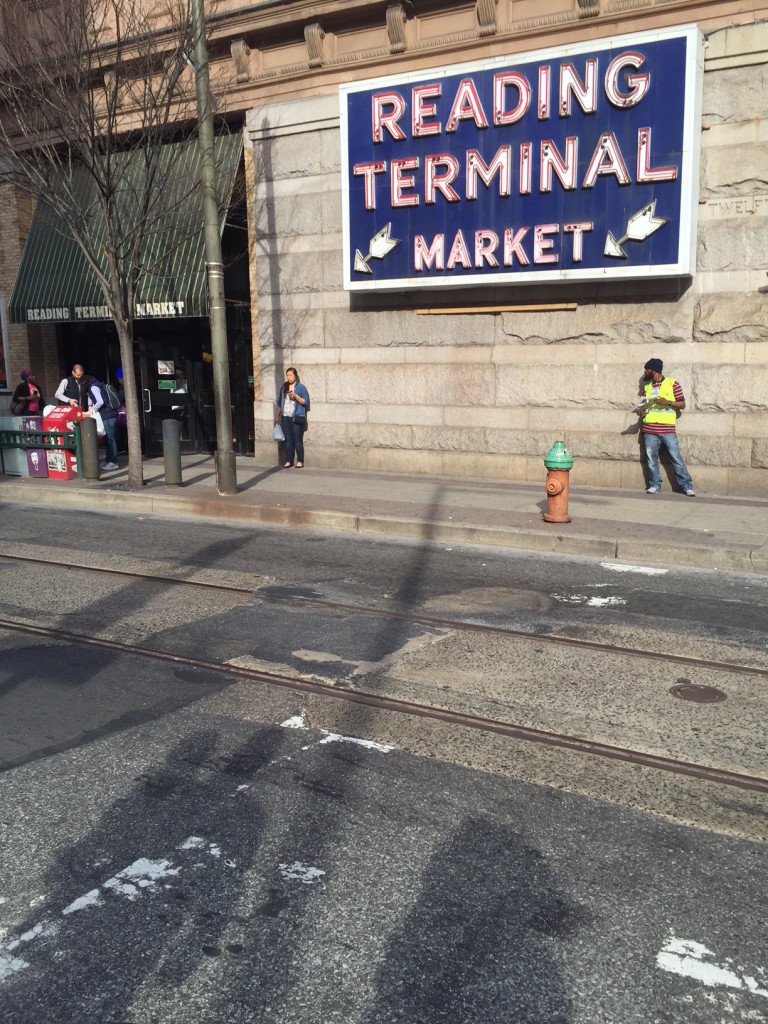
[669,681,727,704]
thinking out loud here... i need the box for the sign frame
[340,25,703,292]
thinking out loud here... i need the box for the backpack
[104,383,122,411]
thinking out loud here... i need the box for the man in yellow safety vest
[637,358,695,496]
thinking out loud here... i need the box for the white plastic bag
[90,408,106,436]
[273,422,285,442]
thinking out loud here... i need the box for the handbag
[10,399,25,416]
[273,422,285,442]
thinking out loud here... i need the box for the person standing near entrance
[55,364,86,407]
[275,366,309,468]
[11,369,44,416]
[636,357,695,496]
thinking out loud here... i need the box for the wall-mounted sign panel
[340,26,702,291]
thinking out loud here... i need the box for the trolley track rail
[1,615,767,795]
[3,552,768,679]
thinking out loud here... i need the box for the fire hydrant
[543,441,573,523]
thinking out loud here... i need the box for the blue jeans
[282,416,305,465]
[643,432,692,491]
[103,415,118,463]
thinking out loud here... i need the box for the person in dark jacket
[11,369,44,416]
[55,364,89,408]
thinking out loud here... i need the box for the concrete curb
[1,478,765,574]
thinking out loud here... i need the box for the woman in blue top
[275,366,309,468]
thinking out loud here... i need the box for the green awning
[8,133,243,324]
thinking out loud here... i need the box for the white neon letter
[637,127,678,183]
[372,92,407,142]
[353,161,386,210]
[540,138,578,192]
[446,78,489,133]
[414,235,445,271]
[493,72,531,125]
[475,230,500,267]
[533,224,559,264]
[413,84,442,137]
[583,133,631,188]
[391,158,419,206]
[559,60,598,116]
[425,154,460,203]
[466,147,511,200]
[538,66,551,120]
[503,227,530,265]
[605,51,650,109]
[446,230,472,269]
[519,143,532,195]
[564,221,593,262]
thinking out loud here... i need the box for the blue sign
[340,26,702,291]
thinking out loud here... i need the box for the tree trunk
[115,320,144,489]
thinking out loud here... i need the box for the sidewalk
[2,455,767,573]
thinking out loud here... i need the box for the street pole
[191,0,237,495]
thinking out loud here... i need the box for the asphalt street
[1,505,767,1022]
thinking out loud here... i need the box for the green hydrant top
[544,441,574,470]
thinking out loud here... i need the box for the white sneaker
[684,487,696,497]
[100,461,118,471]
[646,486,661,494]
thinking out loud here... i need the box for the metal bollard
[78,416,100,480]
[162,418,182,486]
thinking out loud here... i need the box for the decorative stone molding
[230,39,251,83]
[304,22,326,68]
[386,4,408,54]
[475,0,498,37]
[576,0,599,17]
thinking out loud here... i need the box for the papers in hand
[633,395,657,413]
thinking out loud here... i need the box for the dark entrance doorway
[138,340,206,456]
[59,310,254,457]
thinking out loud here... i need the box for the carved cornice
[230,38,252,83]
[386,4,408,53]
[304,22,326,68]
[214,0,765,103]
[577,0,600,17]
[475,0,498,37]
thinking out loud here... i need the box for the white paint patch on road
[279,862,326,884]
[178,836,205,850]
[0,952,28,981]
[178,837,221,858]
[601,562,668,576]
[1,840,231,986]
[292,649,347,664]
[102,858,180,901]
[0,921,58,982]
[657,934,768,998]
[317,732,394,753]
[281,714,307,729]
[552,594,626,607]
[62,889,103,915]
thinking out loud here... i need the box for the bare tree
[0,0,229,487]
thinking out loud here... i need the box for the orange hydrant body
[543,442,573,523]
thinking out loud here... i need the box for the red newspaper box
[21,416,48,478]
[43,406,81,480]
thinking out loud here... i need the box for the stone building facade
[2,0,767,495]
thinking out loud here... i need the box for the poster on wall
[340,26,702,291]
[0,298,9,391]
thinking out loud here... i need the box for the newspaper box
[21,416,48,478]
[0,415,28,475]
[43,406,81,480]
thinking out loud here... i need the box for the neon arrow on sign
[604,200,669,259]
[354,223,401,274]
